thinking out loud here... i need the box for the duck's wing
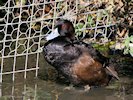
[79,41,120,80]
[79,41,108,64]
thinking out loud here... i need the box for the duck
[43,19,119,87]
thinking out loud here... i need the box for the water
[0,53,133,100]
[0,77,133,100]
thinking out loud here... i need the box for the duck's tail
[105,66,120,80]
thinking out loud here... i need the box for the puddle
[0,53,133,100]
[0,77,133,100]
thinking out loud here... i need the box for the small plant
[124,35,133,56]
[75,22,84,38]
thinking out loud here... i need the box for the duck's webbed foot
[84,85,91,92]
[64,84,75,90]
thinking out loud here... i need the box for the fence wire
[0,0,116,82]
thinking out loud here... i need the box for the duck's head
[45,19,75,41]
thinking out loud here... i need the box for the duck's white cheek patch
[45,28,60,41]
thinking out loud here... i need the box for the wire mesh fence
[0,0,117,83]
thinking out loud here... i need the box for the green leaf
[124,36,130,47]
[129,46,133,56]
[130,35,133,42]
[76,23,84,29]
[124,48,129,54]
[75,31,82,37]
[88,16,92,22]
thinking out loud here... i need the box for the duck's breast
[43,40,82,68]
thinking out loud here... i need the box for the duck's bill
[45,28,60,41]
